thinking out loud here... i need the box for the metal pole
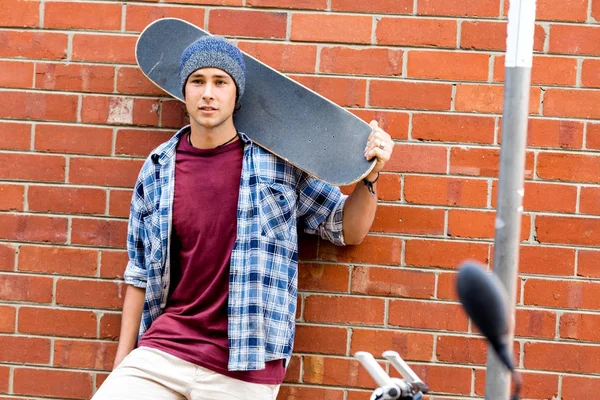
[486,0,537,399]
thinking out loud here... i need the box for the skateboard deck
[136,18,375,186]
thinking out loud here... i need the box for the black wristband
[362,172,379,195]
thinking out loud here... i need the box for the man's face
[184,67,237,131]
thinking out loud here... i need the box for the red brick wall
[0,0,599,399]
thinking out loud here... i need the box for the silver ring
[379,141,386,150]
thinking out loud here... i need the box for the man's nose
[202,83,214,100]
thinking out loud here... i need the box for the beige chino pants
[92,347,281,400]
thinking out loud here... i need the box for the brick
[475,370,559,399]
[291,13,371,44]
[371,205,445,235]
[0,305,16,333]
[294,325,347,354]
[0,121,31,150]
[0,30,67,59]
[491,181,577,213]
[209,9,287,39]
[461,21,545,52]
[408,364,471,395]
[18,307,97,337]
[132,99,160,126]
[549,25,600,55]
[331,0,412,13]
[560,313,600,342]
[448,210,530,240]
[594,0,600,21]
[54,340,117,370]
[404,176,487,207]
[408,50,489,81]
[319,235,402,265]
[248,0,326,9]
[109,189,132,218]
[28,185,106,215]
[71,218,128,248]
[405,240,489,269]
[292,75,367,107]
[349,110,409,140]
[376,173,401,201]
[162,0,241,4]
[536,0,588,21]
[389,300,468,331]
[455,84,540,114]
[0,90,78,122]
[537,152,600,183]
[437,271,459,300]
[56,279,124,309]
[72,34,137,64]
[125,4,205,32]
[524,342,600,373]
[0,153,65,182]
[69,157,144,187]
[350,329,434,361]
[544,89,600,119]
[436,336,487,364]
[18,245,98,277]
[0,274,52,303]
[494,55,577,86]
[45,1,121,30]
[413,113,495,144]
[283,355,300,383]
[0,60,34,88]
[515,308,557,339]
[35,63,114,93]
[0,0,39,27]
[376,17,457,47]
[516,246,576,276]
[35,124,113,155]
[582,59,600,88]
[589,123,600,150]
[278,386,343,400]
[524,278,600,310]
[99,313,121,340]
[116,67,167,96]
[417,0,500,17]
[578,250,600,278]
[0,336,50,364]
[298,263,349,292]
[450,147,535,179]
[537,216,600,246]
[321,47,403,76]
[351,267,435,298]
[0,184,24,211]
[116,129,172,157]
[370,80,452,110]
[0,214,67,244]
[100,250,127,279]
[161,100,188,129]
[0,244,15,271]
[13,368,92,399]
[581,187,600,215]
[513,118,584,149]
[563,376,600,400]
[82,96,160,125]
[303,356,382,389]
[238,41,317,73]
[304,295,384,325]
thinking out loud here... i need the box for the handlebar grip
[355,351,393,388]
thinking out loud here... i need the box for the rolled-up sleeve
[124,169,150,288]
[296,170,347,246]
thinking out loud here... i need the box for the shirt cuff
[124,261,148,288]
[317,194,347,246]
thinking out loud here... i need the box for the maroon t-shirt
[139,132,286,384]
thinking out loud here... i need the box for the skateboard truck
[355,351,429,400]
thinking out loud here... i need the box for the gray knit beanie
[179,36,246,104]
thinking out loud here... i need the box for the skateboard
[135,18,375,186]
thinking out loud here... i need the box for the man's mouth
[199,106,217,111]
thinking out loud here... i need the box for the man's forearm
[342,178,378,245]
[113,285,145,368]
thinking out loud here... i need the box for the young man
[93,36,393,400]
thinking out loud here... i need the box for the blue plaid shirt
[124,126,347,371]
